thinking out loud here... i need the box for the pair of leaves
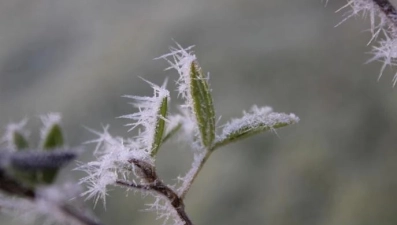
[5,121,68,186]
[150,61,216,154]
[153,62,298,154]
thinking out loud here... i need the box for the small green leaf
[42,124,64,150]
[13,131,29,150]
[190,62,216,148]
[41,124,64,184]
[151,96,168,156]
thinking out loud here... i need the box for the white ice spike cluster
[79,79,169,206]
[338,0,397,84]
[120,79,170,154]
[79,126,135,206]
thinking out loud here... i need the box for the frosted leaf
[156,44,215,149]
[40,113,62,142]
[120,79,169,156]
[214,105,299,149]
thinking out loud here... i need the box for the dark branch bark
[373,0,397,27]
[116,159,193,225]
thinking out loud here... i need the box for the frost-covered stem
[372,0,397,27]
[0,168,102,225]
[179,150,212,199]
[117,159,193,225]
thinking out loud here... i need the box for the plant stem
[179,150,212,199]
[118,159,193,225]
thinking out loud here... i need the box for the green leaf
[42,124,64,150]
[190,62,216,148]
[13,131,29,150]
[151,96,168,156]
[41,124,64,184]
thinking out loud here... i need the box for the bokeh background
[1,0,397,225]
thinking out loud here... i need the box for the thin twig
[117,159,193,225]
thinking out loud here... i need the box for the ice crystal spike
[337,0,397,84]
[214,106,299,150]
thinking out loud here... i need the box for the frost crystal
[79,126,150,206]
[79,80,168,206]
[120,79,169,153]
[338,0,397,84]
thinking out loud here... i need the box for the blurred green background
[1,0,397,225]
